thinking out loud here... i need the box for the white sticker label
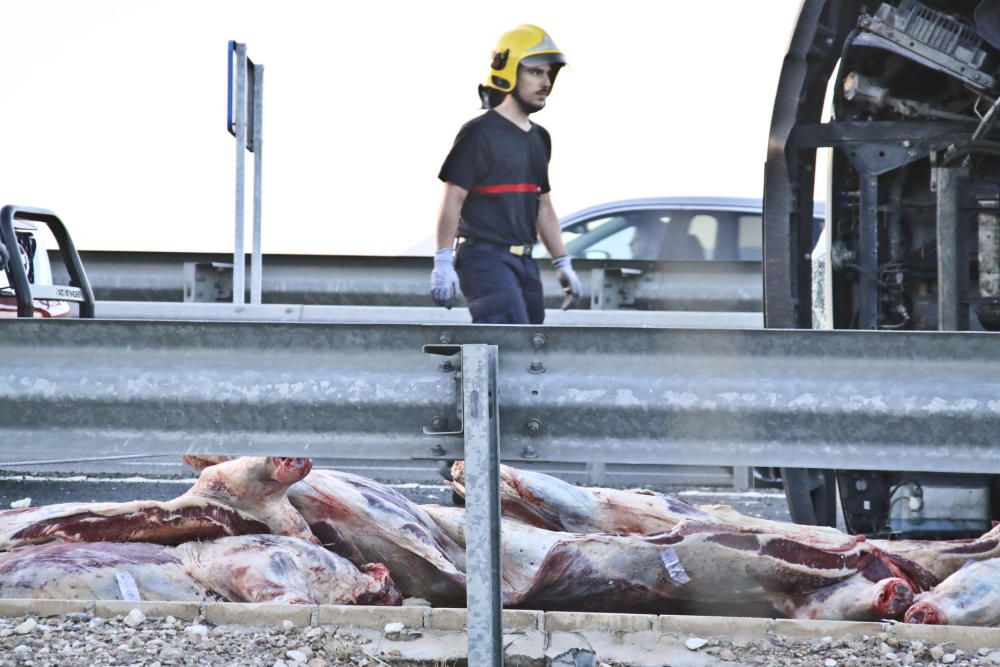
[115,571,141,601]
[659,547,691,585]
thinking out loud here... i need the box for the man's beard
[512,88,545,114]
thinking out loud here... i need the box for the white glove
[552,255,582,309]
[431,247,461,308]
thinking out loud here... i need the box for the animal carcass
[182,455,468,604]
[424,505,915,620]
[0,457,315,551]
[905,558,1000,626]
[0,534,401,606]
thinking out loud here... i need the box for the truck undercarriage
[765,0,1000,537]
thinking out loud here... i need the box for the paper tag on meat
[659,547,691,585]
[115,571,141,601]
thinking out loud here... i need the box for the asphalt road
[0,469,794,522]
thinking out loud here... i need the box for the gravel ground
[2,611,1000,666]
[0,613,375,667]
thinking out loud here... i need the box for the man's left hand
[552,255,582,309]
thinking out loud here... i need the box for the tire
[781,467,837,527]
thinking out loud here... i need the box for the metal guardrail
[2,319,999,475]
[93,300,764,328]
[52,251,762,312]
[10,303,760,487]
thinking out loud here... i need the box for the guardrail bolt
[525,418,542,436]
[528,360,545,374]
[439,332,453,345]
[521,444,539,459]
[530,333,547,349]
[438,359,455,372]
[430,417,446,432]
[430,443,446,456]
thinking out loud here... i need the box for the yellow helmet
[479,24,567,108]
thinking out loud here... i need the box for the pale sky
[1,1,806,256]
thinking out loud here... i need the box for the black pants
[455,240,545,324]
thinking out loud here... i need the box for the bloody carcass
[0,457,316,551]
[0,534,401,606]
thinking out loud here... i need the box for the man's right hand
[552,255,582,309]
[431,247,461,308]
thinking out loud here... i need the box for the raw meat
[180,534,401,605]
[0,457,316,551]
[872,525,1000,582]
[774,573,914,621]
[450,462,863,548]
[288,469,467,605]
[423,505,916,620]
[449,461,934,589]
[183,455,468,604]
[905,558,1000,626]
[0,541,209,602]
[0,534,401,606]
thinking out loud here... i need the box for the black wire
[941,140,1000,166]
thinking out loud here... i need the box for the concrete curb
[3,600,1000,664]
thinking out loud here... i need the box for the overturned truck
[765,0,1000,535]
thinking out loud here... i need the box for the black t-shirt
[438,110,552,246]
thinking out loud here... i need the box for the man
[430,24,582,323]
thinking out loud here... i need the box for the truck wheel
[781,468,837,527]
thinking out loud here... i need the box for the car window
[578,224,636,259]
[686,214,718,260]
[534,216,618,259]
[738,214,763,260]
[552,213,674,260]
[550,205,773,262]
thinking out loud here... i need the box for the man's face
[514,63,555,113]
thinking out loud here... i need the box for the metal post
[461,344,503,666]
[936,166,969,331]
[232,43,248,306]
[250,65,264,305]
[858,173,879,329]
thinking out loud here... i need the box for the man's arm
[430,183,468,308]
[536,193,582,309]
[535,193,567,257]
[436,183,468,249]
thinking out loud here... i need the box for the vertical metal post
[232,43,248,306]
[461,344,503,666]
[936,166,969,331]
[858,173,879,329]
[250,65,264,305]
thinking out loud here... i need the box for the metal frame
[0,205,95,318]
[763,1,862,328]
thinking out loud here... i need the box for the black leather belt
[457,237,533,257]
